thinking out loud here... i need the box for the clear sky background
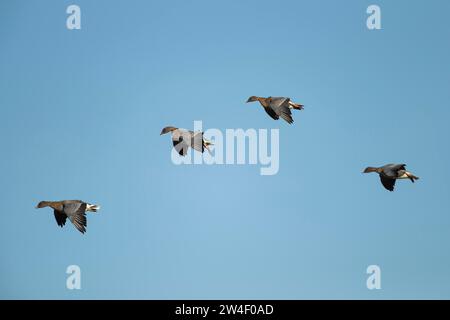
[1,0,450,299]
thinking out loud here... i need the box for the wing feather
[64,202,88,234]
[53,210,67,227]
[263,107,279,120]
[380,175,396,191]
[268,97,294,124]
[191,132,205,153]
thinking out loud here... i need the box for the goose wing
[380,175,396,191]
[269,97,290,107]
[53,210,67,227]
[268,97,293,124]
[263,107,279,120]
[63,202,87,234]
[383,164,407,178]
[62,201,85,214]
[191,131,205,153]
[172,129,192,156]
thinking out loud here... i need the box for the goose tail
[86,203,100,212]
[289,101,304,110]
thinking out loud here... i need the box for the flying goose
[36,200,100,234]
[363,164,419,191]
[160,126,213,156]
[246,96,304,124]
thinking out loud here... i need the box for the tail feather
[86,203,100,212]
[289,101,304,110]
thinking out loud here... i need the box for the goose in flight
[160,126,213,156]
[246,96,304,124]
[36,200,100,234]
[363,164,419,191]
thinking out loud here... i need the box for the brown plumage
[363,164,419,191]
[246,96,304,124]
[36,200,100,234]
[160,126,213,156]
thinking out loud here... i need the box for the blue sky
[1,0,450,299]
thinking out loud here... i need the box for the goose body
[363,164,419,191]
[160,126,213,156]
[246,96,304,124]
[36,200,100,234]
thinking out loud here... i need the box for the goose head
[246,96,259,103]
[160,126,178,135]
